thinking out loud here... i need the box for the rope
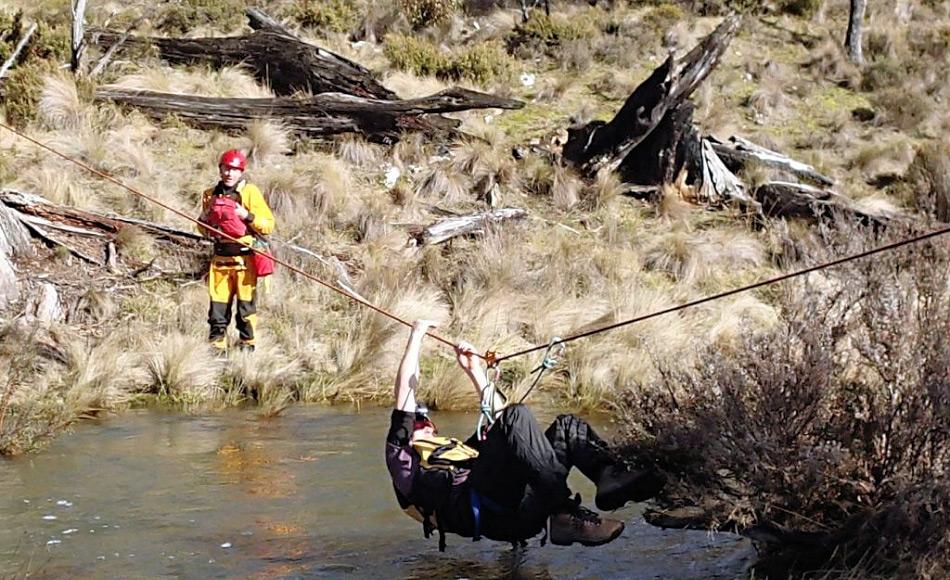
[494,225,950,365]
[516,336,564,405]
[0,121,464,352]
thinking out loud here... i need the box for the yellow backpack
[411,435,479,469]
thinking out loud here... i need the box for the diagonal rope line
[0,121,462,351]
[495,225,950,365]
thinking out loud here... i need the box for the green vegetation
[158,0,247,34]
[399,0,457,30]
[384,34,512,85]
[288,0,360,34]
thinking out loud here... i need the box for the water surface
[0,406,752,578]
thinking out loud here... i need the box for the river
[0,406,753,578]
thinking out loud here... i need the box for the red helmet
[219,149,247,171]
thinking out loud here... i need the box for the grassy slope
[0,0,946,452]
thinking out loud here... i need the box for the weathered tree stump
[562,14,742,177]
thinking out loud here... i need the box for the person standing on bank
[197,149,275,353]
[386,320,665,550]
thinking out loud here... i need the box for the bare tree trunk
[845,0,867,65]
[71,0,87,74]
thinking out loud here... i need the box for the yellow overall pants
[208,255,258,350]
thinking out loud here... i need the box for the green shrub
[861,58,904,92]
[288,0,360,34]
[384,34,450,77]
[450,40,512,85]
[508,12,594,52]
[0,60,54,127]
[399,0,457,30]
[384,34,513,85]
[158,0,247,35]
[778,0,822,18]
[643,3,686,32]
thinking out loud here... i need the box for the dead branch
[710,135,834,187]
[409,208,527,246]
[0,22,37,81]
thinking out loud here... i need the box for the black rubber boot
[595,464,666,511]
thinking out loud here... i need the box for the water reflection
[0,406,753,579]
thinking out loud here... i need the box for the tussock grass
[224,343,303,415]
[37,72,85,130]
[335,135,383,169]
[143,333,223,405]
[15,163,95,209]
[416,162,470,204]
[111,65,271,98]
[59,335,144,413]
[246,120,292,167]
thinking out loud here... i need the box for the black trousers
[469,404,614,541]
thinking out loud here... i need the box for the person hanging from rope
[385,320,666,551]
[197,149,275,353]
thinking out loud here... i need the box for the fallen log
[95,87,524,142]
[710,135,834,187]
[409,208,527,245]
[89,27,394,99]
[563,14,742,176]
[0,189,203,243]
[755,181,892,224]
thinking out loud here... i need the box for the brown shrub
[616,220,950,576]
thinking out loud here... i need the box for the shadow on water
[0,406,754,579]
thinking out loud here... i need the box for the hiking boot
[549,501,624,547]
[595,464,666,511]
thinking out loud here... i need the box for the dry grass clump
[115,225,156,263]
[223,344,304,416]
[0,325,141,455]
[58,335,144,413]
[143,333,223,406]
[335,135,383,169]
[617,221,950,577]
[892,138,950,222]
[415,162,470,204]
[111,65,271,98]
[15,162,95,209]
[246,120,292,167]
[37,72,86,130]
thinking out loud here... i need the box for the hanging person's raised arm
[394,320,437,413]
